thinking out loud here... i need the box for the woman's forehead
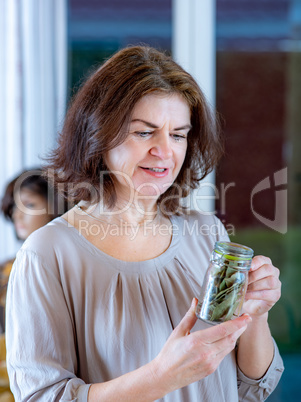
[130,93,191,120]
[17,188,44,200]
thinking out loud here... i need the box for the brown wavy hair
[45,45,223,214]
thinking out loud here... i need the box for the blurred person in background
[0,168,67,401]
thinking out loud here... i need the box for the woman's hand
[243,255,281,317]
[88,300,252,401]
[152,299,252,394]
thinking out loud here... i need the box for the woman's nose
[149,134,172,159]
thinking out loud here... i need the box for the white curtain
[172,0,216,214]
[0,0,68,262]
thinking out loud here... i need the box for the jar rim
[214,241,254,261]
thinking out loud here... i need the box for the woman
[1,169,61,240]
[0,169,66,401]
[6,46,284,401]
[0,168,66,326]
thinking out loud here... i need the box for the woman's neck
[78,198,159,227]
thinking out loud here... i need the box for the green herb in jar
[196,242,254,324]
[206,264,245,321]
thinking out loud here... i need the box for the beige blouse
[6,212,284,401]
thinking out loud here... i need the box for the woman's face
[105,93,191,201]
[12,188,52,240]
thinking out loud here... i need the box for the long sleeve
[6,249,91,401]
[236,336,284,401]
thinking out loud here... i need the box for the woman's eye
[25,203,36,209]
[135,131,152,138]
[172,134,187,142]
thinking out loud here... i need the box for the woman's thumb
[174,298,198,337]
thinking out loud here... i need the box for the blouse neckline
[53,215,183,274]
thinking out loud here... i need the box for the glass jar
[195,241,254,324]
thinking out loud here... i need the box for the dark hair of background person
[1,168,67,222]
[46,45,224,215]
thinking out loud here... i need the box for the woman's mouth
[141,167,167,172]
[140,167,169,177]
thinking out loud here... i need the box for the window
[216,1,301,399]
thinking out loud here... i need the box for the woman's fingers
[214,324,248,358]
[185,316,251,378]
[245,255,281,308]
[172,298,198,337]
[250,255,272,270]
[248,261,280,286]
[248,275,280,291]
[156,305,252,392]
[244,289,281,307]
[173,299,251,344]
[199,314,252,344]
[247,273,281,301]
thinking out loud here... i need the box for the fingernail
[191,298,198,308]
[242,313,252,323]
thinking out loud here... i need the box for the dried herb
[201,264,245,322]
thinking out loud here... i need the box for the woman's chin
[15,229,29,241]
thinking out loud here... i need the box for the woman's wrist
[149,356,172,398]
[88,359,169,402]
